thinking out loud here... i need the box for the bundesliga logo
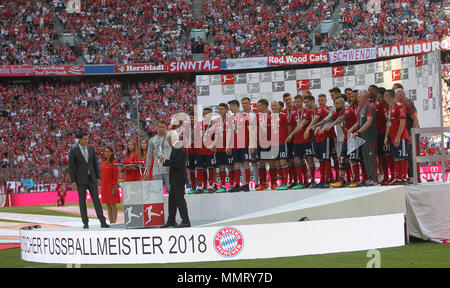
[214,227,244,257]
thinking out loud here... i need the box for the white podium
[122,180,165,229]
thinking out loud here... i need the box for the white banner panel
[224,57,268,70]
[20,214,404,264]
[196,51,441,128]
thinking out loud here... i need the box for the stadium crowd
[202,0,337,59]
[126,79,197,136]
[2,0,448,65]
[0,80,126,167]
[0,78,198,187]
[322,0,448,51]
[0,0,77,65]
[56,0,194,64]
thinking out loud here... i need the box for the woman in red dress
[135,138,153,180]
[101,146,120,224]
[123,139,138,182]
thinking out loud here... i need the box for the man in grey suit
[145,120,171,194]
[69,131,109,229]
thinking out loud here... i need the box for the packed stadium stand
[2,0,448,64]
[56,0,194,64]
[202,0,338,59]
[322,0,449,52]
[127,79,197,135]
[0,0,78,65]
[0,77,196,164]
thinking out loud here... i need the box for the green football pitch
[1,204,449,268]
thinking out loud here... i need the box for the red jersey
[256,111,271,148]
[57,188,66,198]
[375,98,387,134]
[330,107,357,143]
[213,116,228,152]
[271,112,289,145]
[324,105,337,138]
[231,112,252,149]
[282,105,297,143]
[289,107,313,144]
[195,120,214,155]
[387,102,409,142]
[184,124,196,155]
[313,105,331,143]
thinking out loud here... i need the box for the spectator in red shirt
[56,183,66,206]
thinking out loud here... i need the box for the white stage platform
[169,185,406,226]
[20,185,408,264]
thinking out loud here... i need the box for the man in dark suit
[159,130,191,228]
[69,131,109,229]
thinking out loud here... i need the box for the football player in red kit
[384,89,409,185]
[304,94,332,188]
[255,99,272,190]
[214,103,234,193]
[375,88,394,185]
[270,100,290,190]
[318,93,340,182]
[226,100,254,192]
[316,97,358,188]
[194,107,217,193]
[184,111,198,194]
[286,95,314,189]
[282,92,298,188]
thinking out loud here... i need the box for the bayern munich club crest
[214,227,244,257]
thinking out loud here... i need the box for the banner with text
[267,52,329,66]
[1,37,449,77]
[168,60,221,73]
[33,65,84,76]
[0,65,34,77]
[377,38,450,58]
[329,48,377,63]
[115,63,167,74]
[20,214,404,264]
[223,57,268,70]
